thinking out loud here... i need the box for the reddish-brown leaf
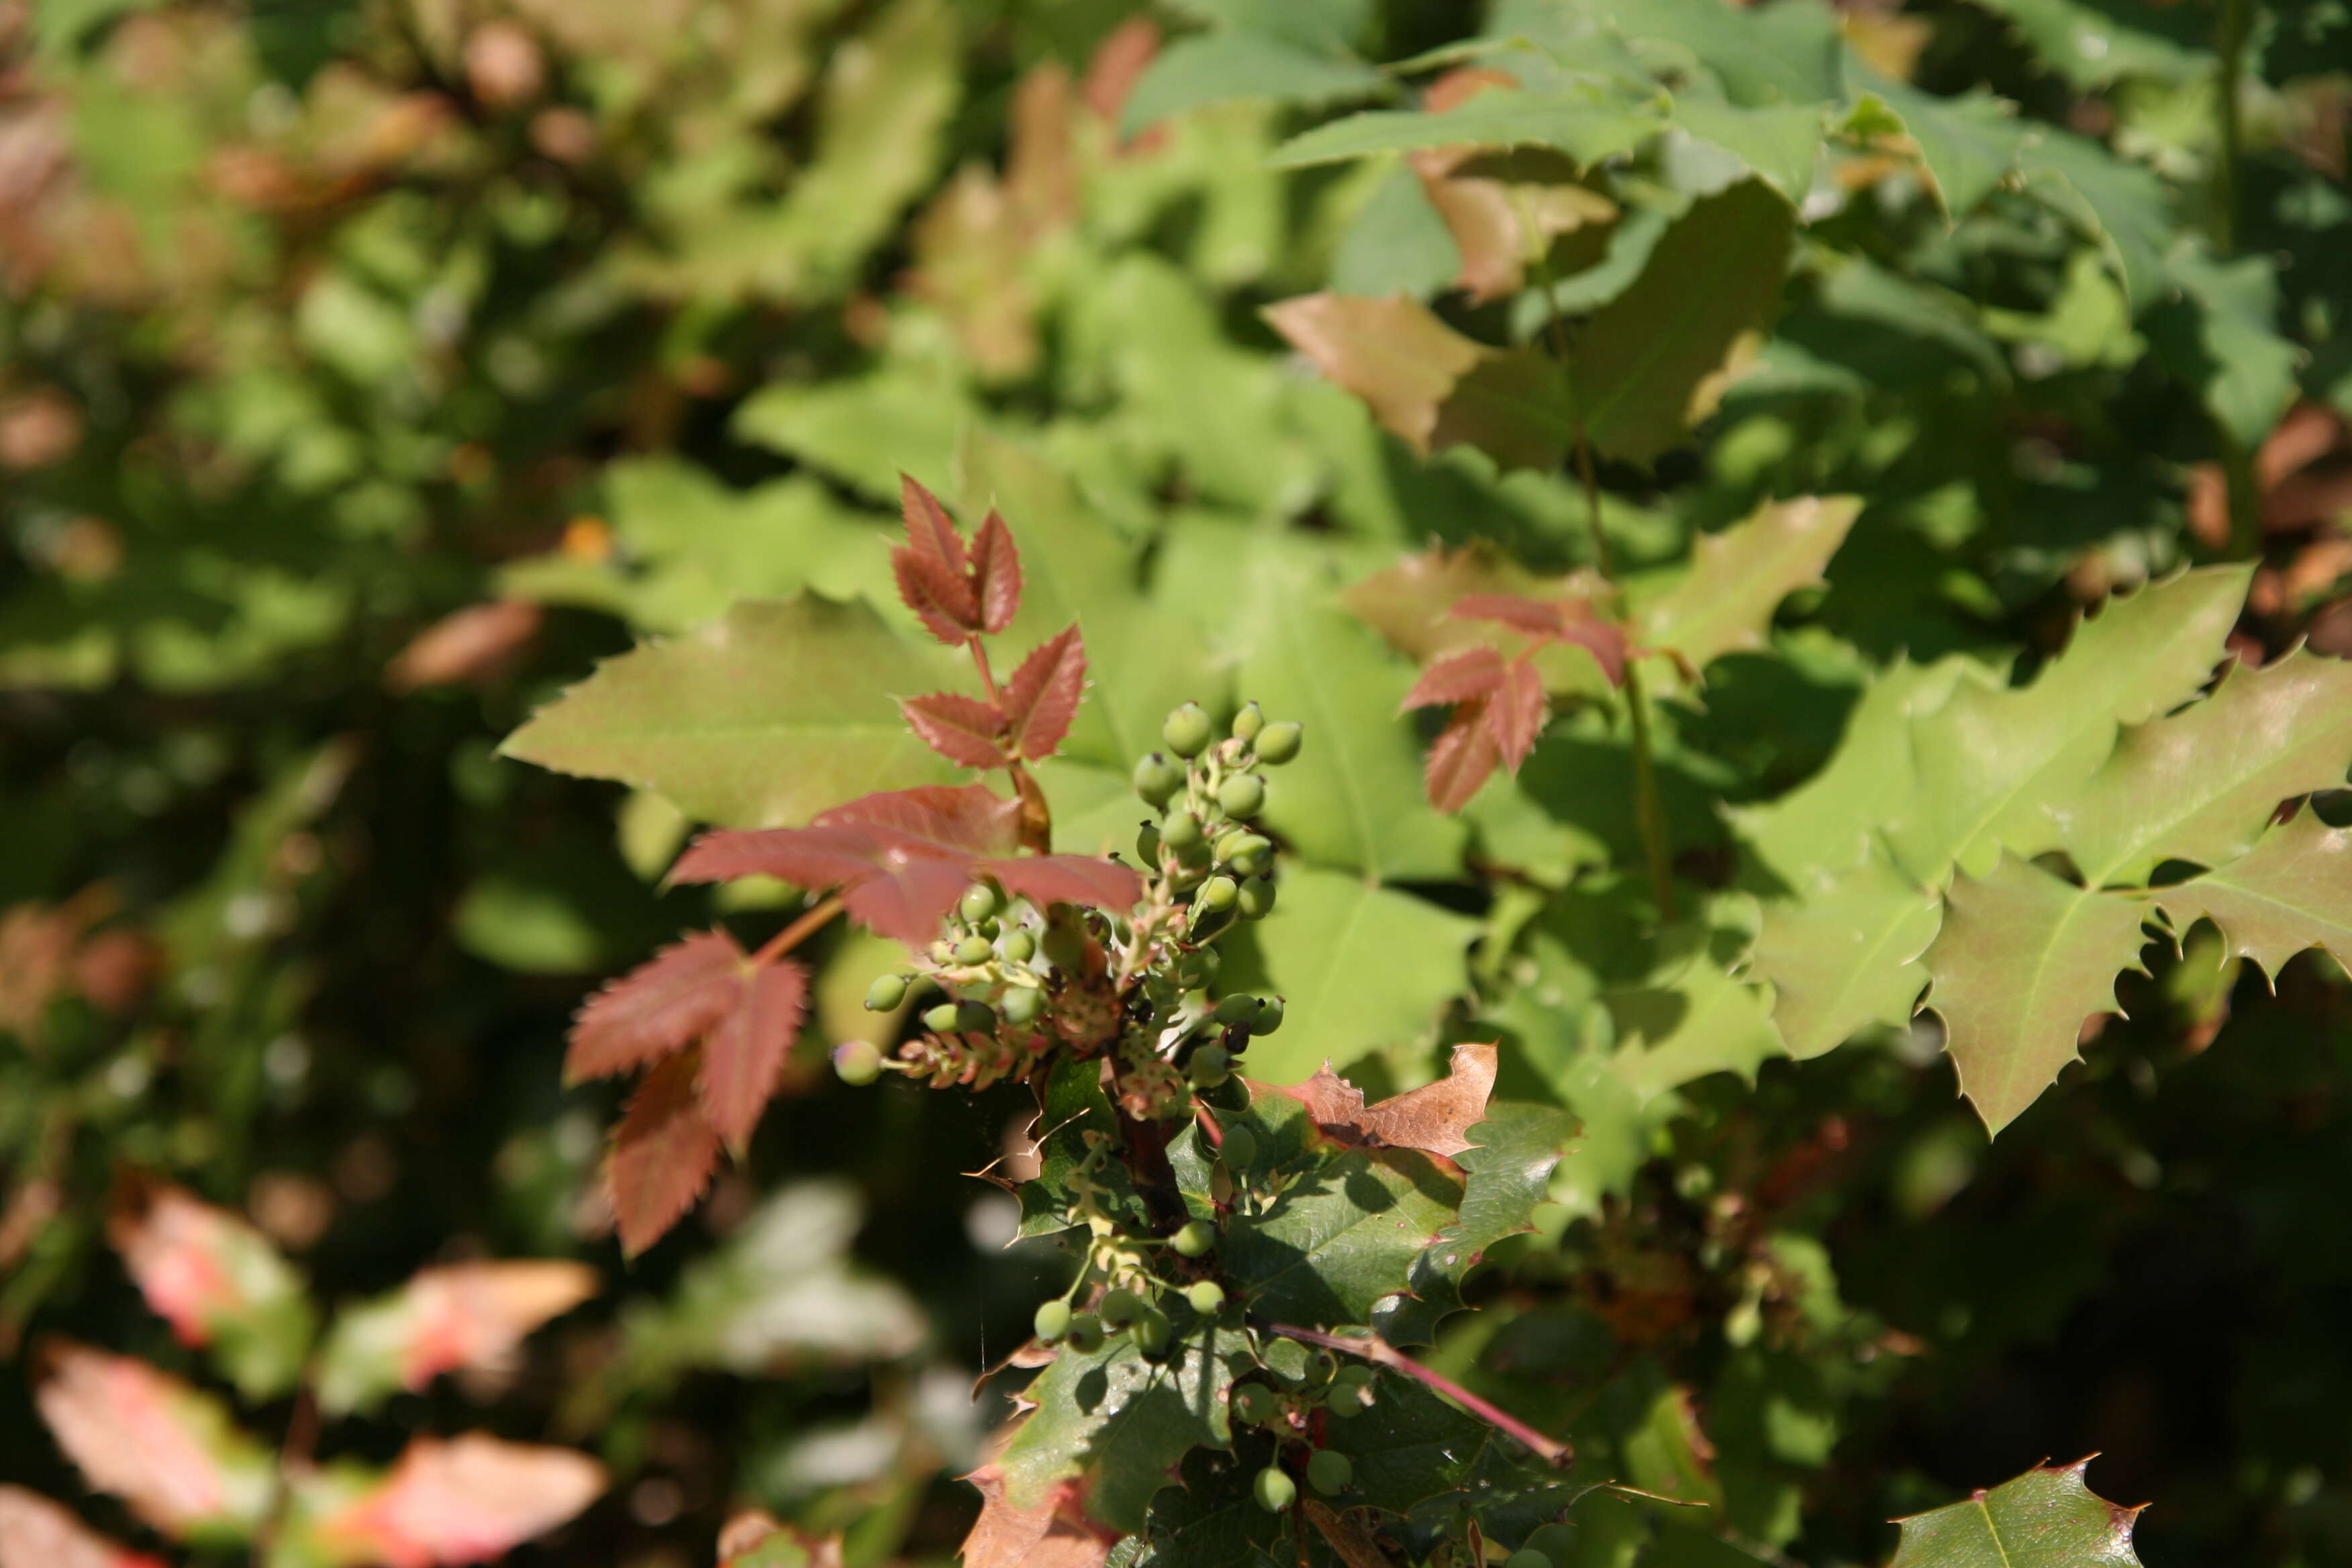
[893,547,979,646]
[384,601,543,693]
[959,1467,1117,1568]
[983,854,1142,916]
[1489,658,1549,771]
[1401,647,1507,711]
[971,509,1023,634]
[33,1343,273,1536]
[1452,593,1627,685]
[1001,626,1087,760]
[719,1514,844,1568]
[902,691,1008,768]
[606,1053,722,1257]
[1254,1043,1498,1159]
[0,1485,166,1568]
[697,961,810,1151]
[312,1434,603,1568]
[899,473,971,579]
[1424,701,1501,812]
[565,930,746,1084]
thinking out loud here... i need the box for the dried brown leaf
[959,1467,1116,1568]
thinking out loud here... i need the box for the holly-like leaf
[1224,1147,1463,1327]
[1568,179,1793,464]
[1673,99,1826,205]
[718,1514,847,1568]
[1261,1042,1501,1160]
[1240,868,1477,1082]
[1270,88,1662,173]
[901,692,1010,769]
[34,1343,275,1538]
[1003,626,1087,761]
[1749,848,1941,1059]
[1603,952,1785,1104]
[959,1469,1117,1568]
[1628,496,1861,675]
[107,1178,315,1400]
[565,930,747,1084]
[315,1261,599,1418]
[699,960,812,1152]
[500,596,963,830]
[1861,76,2027,220]
[305,1434,603,1568]
[0,1487,165,1568]
[1438,1100,1578,1279]
[1344,544,1608,668]
[1316,1371,1577,1522]
[1889,1458,2144,1567]
[970,509,1023,634]
[1921,856,2153,1134]
[607,1052,723,1257]
[2153,813,2352,985]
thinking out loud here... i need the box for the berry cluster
[1229,1359,1379,1514]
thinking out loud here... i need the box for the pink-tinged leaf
[313,1435,603,1568]
[899,472,971,579]
[0,1486,168,1568]
[34,1342,275,1537]
[607,1053,722,1257]
[820,783,1026,854]
[1452,593,1575,638]
[901,692,1008,769]
[960,1468,1116,1568]
[1490,659,1549,772]
[893,548,979,646]
[1449,593,1628,685]
[698,961,811,1151]
[1554,620,1629,687]
[1001,626,1087,760]
[1424,703,1501,813]
[565,930,746,1084]
[317,1261,599,1416]
[671,825,897,894]
[1402,647,1507,711]
[971,509,1023,634]
[983,855,1143,916]
[107,1179,303,1357]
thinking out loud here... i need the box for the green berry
[1001,985,1044,1027]
[864,973,908,1012]
[1065,1314,1105,1353]
[1171,1218,1216,1257]
[1175,948,1218,988]
[1218,830,1271,872]
[832,1040,883,1085]
[1186,1281,1226,1314]
[1504,1552,1552,1568]
[1218,775,1265,818]
[1135,821,1161,862]
[960,883,999,923]
[1253,1467,1296,1514]
[1253,995,1285,1035]
[1232,702,1265,742]
[955,999,996,1034]
[1161,811,1203,850]
[1133,750,1185,806]
[1163,703,1214,758]
[1220,1124,1259,1170]
[921,1001,961,1034]
[1306,1449,1353,1496]
[1214,993,1259,1026]
[1197,876,1239,914]
[1327,1366,1375,1413]
[1003,930,1036,963]
[1236,877,1276,920]
[1254,722,1303,765]
[1232,1384,1276,1425]
[1100,1287,1146,1328]
[1034,1300,1073,1342]
[1135,1308,1172,1357]
[954,935,994,966]
[1187,1044,1230,1089]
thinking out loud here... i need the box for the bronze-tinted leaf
[959,1467,1116,1568]
[698,961,812,1151]
[311,1434,604,1568]
[971,509,1023,634]
[566,930,746,1084]
[898,472,971,583]
[1402,647,1506,710]
[984,855,1141,917]
[1424,701,1501,812]
[901,692,1008,768]
[1257,1042,1500,1159]
[893,548,978,647]
[1001,626,1087,760]
[607,1052,722,1257]
[1489,659,1548,771]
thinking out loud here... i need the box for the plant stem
[2214,0,2248,258]
[969,632,1053,852]
[1268,1323,1573,1467]
[751,892,846,968]
[1573,438,1673,918]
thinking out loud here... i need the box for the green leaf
[1890,1459,2146,1567]
[1920,855,2152,1134]
[1857,75,2028,219]
[1430,1099,1578,1283]
[1225,1146,1463,1327]
[1569,179,1795,464]
[1238,868,1477,1081]
[1125,30,1385,134]
[1330,159,1462,298]
[1629,495,1861,675]
[500,595,961,829]
[993,1324,1244,1532]
[1318,1373,1579,1520]
[2147,245,2301,450]
[731,371,973,503]
[1548,0,1847,107]
[1669,99,1825,204]
[1750,847,1940,1058]
[1975,0,2207,90]
[2018,130,2173,312]
[1884,567,2251,885]
[1269,87,1662,171]
[1604,950,1785,1103]
[2153,812,2352,984]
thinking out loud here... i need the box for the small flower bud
[921,1001,961,1034]
[1161,811,1204,850]
[1253,995,1286,1035]
[1135,1308,1172,1357]
[953,935,995,965]
[1213,993,1259,1026]
[1187,1044,1230,1088]
[1001,985,1044,1026]
[1306,1449,1353,1496]
[1100,1287,1146,1328]
[1003,930,1036,963]
[1220,1123,1259,1170]
[1197,876,1239,914]
[1065,1313,1105,1353]
[1186,1280,1226,1314]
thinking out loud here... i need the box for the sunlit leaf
[1889,1457,2145,1567]
[316,1261,598,1418]
[1630,496,1860,675]
[0,1486,165,1568]
[606,1052,723,1257]
[34,1342,275,1539]
[305,1434,603,1568]
[107,1178,315,1400]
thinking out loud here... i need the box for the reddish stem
[751,893,846,969]
[1268,1323,1573,1468]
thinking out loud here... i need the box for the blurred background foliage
[2,0,2351,1563]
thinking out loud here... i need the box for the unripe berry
[1186,1281,1226,1314]
[1236,878,1276,920]
[1218,832,1272,875]
[921,1001,961,1034]
[955,999,995,1034]
[1135,821,1161,863]
[1133,751,1185,806]
[1163,703,1214,758]
[960,883,999,923]
[1326,1365,1375,1414]
[1135,1308,1172,1357]
[1197,876,1239,914]
[1254,722,1303,765]
[1220,1124,1259,1170]
[1003,930,1036,963]
[1175,948,1218,988]
[1161,810,1203,850]
[1253,995,1286,1035]
[1001,985,1044,1027]
[953,935,994,966]
[1034,1300,1073,1342]
[1218,775,1265,818]
[1231,1384,1276,1425]
[1065,1313,1105,1353]
[1232,702,1265,742]
[1504,1552,1552,1568]
[832,1040,883,1085]
[1213,993,1259,1026]
[1253,1467,1296,1514]
[864,973,908,1012]
[1171,1219,1215,1257]
[1100,1287,1146,1328]
[1306,1449,1353,1496]
[1187,1044,1230,1089]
